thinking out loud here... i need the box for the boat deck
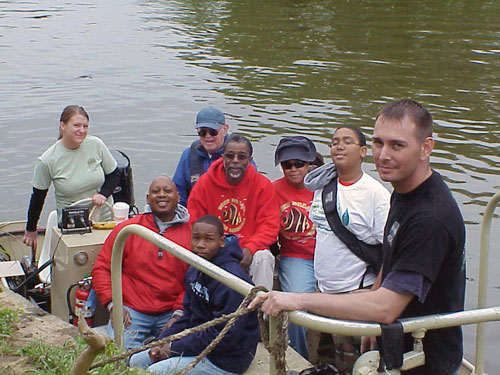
[246,343,311,374]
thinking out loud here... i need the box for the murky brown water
[0,0,499,371]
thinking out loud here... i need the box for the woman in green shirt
[22,105,119,250]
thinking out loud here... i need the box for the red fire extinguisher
[72,275,95,327]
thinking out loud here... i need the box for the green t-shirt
[33,135,117,220]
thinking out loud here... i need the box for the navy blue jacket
[158,235,260,374]
[172,139,226,207]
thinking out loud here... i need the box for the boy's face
[191,222,225,260]
[330,127,366,172]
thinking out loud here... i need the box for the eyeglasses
[223,152,249,161]
[329,138,360,148]
[197,127,219,137]
[281,160,307,169]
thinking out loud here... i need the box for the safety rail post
[110,224,127,350]
[475,191,500,375]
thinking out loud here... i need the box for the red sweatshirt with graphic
[92,213,191,314]
[188,158,279,254]
[273,177,316,260]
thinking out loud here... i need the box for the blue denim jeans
[106,306,173,351]
[129,350,237,375]
[278,256,316,360]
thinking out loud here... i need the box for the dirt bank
[0,285,312,375]
[0,285,78,374]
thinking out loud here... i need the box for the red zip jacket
[92,212,191,314]
[188,158,279,254]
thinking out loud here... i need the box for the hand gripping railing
[110,194,500,374]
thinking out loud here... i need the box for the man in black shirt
[250,99,465,375]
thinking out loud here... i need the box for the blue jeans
[278,256,316,360]
[106,306,173,351]
[130,350,237,375]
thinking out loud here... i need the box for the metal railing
[474,190,500,375]
[110,191,500,374]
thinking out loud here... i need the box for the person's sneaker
[299,364,340,375]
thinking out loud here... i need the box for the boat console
[50,227,111,322]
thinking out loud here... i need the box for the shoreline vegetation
[0,287,150,375]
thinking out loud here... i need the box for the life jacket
[187,137,230,196]
[187,140,206,195]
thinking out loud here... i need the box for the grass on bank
[0,308,19,355]
[0,308,152,375]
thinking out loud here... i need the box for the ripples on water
[0,0,499,370]
[141,0,500,214]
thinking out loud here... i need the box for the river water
[1,0,499,371]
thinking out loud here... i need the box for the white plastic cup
[113,202,129,224]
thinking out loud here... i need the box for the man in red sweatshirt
[92,176,191,350]
[188,134,280,291]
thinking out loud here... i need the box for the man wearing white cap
[173,106,229,207]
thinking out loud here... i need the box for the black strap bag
[321,177,383,273]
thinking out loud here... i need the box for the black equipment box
[60,206,91,235]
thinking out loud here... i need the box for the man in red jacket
[188,134,280,291]
[92,176,191,350]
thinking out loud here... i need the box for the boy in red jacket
[187,134,279,291]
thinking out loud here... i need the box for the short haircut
[375,99,433,140]
[223,134,253,156]
[333,125,367,146]
[148,175,175,192]
[194,215,224,237]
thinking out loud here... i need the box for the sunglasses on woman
[281,160,306,169]
[197,127,219,137]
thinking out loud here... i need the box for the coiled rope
[258,307,289,375]
[88,286,289,375]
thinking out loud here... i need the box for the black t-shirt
[381,171,466,375]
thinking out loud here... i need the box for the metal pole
[475,191,500,375]
[110,225,127,351]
